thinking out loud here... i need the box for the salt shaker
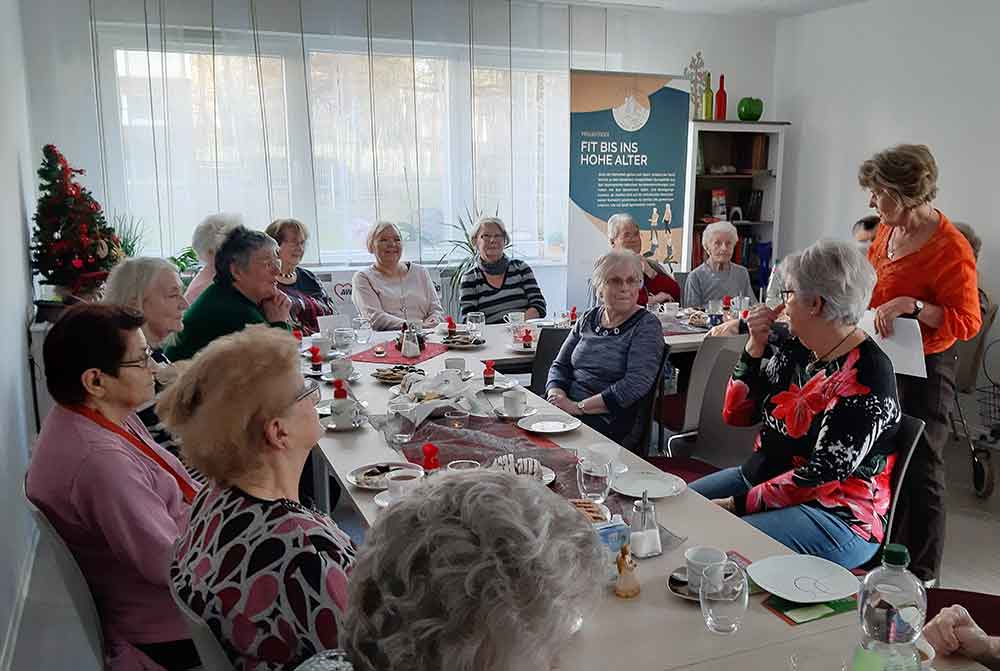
[629,490,662,559]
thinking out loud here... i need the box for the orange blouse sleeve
[932,237,981,343]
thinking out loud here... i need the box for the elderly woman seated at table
[352,221,445,330]
[460,216,547,324]
[165,225,291,361]
[184,212,241,304]
[27,304,201,670]
[160,325,356,670]
[606,212,680,307]
[546,249,665,449]
[683,221,756,308]
[267,217,338,335]
[690,239,901,569]
[333,470,605,671]
[103,257,204,480]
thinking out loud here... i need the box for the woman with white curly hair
[184,212,242,304]
[683,220,756,308]
[690,239,901,569]
[327,470,605,671]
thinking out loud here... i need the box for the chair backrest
[673,272,688,306]
[693,348,761,467]
[956,290,997,392]
[884,414,925,546]
[22,477,105,665]
[680,335,748,433]
[169,579,234,671]
[529,327,571,397]
[621,345,670,456]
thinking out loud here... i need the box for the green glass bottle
[702,72,714,121]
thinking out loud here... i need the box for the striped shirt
[459,259,547,324]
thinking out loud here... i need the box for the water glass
[333,327,355,353]
[385,400,417,448]
[466,311,486,338]
[699,560,749,635]
[576,450,612,504]
[352,317,373,344]
[707,298,723,316]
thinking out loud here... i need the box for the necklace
[805,327,858,375]
[278,268,297,282]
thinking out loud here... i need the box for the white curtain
[90,0,569,267]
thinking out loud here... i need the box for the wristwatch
[912,299,925,317]
[576,400,586,414]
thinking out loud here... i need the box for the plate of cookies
[347,461,425,491]
[441,334,486,349]
[569,498,611,523]
[371,365,424,384]
[489,454,556,486]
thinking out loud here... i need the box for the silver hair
[365,221,402,255]
[702,220,739,250]
[592,249,643,294]
[191,213,242,263]
[781,239,876,325]
[470,216,510,246]
[606,212,638,244]
[341,470,606,671]
[103,257,178,311]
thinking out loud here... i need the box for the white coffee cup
[503,387,528,417]
[661,302,680,318]
[312,336,332,358]
[503,311,526,326]
[330,355,353,379]
[445,357,466,372]
[385,469,424,500]
[684,546,727,591]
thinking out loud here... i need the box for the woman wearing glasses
[161,325,356,670]
[459,216,547,324]
[546,250,664,450]
[27,304,202,670]
[165,225,292,361]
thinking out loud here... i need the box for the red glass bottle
[715,74,728,121]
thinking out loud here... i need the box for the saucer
[493,406,539,420]
[666,566,699,602]
[321,370,361,383]
[321,416,365,432]
[373,491,395,508]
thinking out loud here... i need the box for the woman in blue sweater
[546,250,665,449]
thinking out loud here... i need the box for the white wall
[772,0,1000,374]
[0,0,39,663]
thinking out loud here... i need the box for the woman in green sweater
[165,226,291,361]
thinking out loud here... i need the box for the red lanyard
[67,405,197,504]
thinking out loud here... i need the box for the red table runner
[351,341,448,365]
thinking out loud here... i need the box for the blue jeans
[690,467,880,569]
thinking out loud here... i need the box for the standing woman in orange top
[859,144,981,586]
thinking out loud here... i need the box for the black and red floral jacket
[724,336,901,543]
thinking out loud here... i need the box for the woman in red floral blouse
[690,240,901,568]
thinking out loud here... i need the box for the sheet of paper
[859,310,927,378]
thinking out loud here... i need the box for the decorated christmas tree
[30,144,122,297]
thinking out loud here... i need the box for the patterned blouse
[170,484,356,671]
[723,336,901,543]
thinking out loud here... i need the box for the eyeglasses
[479,234,505,242]
[606,277,642,289]
[291,379,322,407]
[120,347,155,369]
[780,289,796,302]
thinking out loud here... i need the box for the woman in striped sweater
[459,216,547,324]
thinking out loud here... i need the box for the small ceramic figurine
[614,544,641,599]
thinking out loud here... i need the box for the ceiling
[565,0,866,17]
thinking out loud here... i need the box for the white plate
[493,406,539,420]
[746,555,860,604]
[506,343,537,354]
[611,470,686,498]
[389,381,471,400]
[443,339,486,350]
[373,490,394,508]
[481,379,518,393]
[347,462,424,491]
[320,370,361,383]
[321,416,366,432]
[487,464,556,486]
[315,399,368,416]
[516,414,582,434]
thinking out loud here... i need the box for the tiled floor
[10,408,1000,671]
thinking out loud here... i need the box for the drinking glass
[333,327,355,353]
[385,400,417,448]
[699,560,749,635]
[447,459,481,472]
[445,410,470,429]
[576,450,612,504]
[707,298,723,316]
[466,312,486,339]
[352,317,373,344]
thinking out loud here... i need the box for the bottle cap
[882,543,910,567]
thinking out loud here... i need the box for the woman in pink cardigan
[27,304,201,670]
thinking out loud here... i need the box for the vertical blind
[89,0,572,267]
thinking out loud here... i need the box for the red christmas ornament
[87,255,95,264]
[71,258,83,269]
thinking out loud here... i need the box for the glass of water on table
[385,400,417,449]
[576,449,612,505]
[352,317,373,344]
[466,311,485,339]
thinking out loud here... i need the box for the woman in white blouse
[352,222,445,331]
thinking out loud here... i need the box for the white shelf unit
[680,121,789,296]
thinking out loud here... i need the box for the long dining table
[314,324,983,671]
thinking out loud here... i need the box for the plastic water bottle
[852,544,927,671]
